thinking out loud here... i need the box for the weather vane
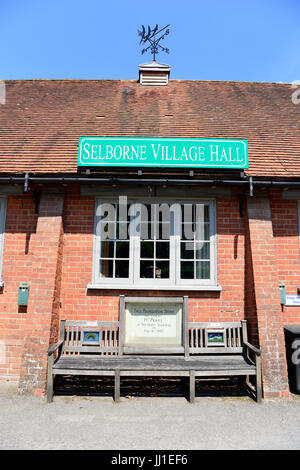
[138,24,170,61]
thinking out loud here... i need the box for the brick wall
[0,194,37,381]
[0,185,299,397]
[246,196,289,397]
[270,189,300,324]
[18,192,64,395]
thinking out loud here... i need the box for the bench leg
[256,357,262,403]
[189,370,195,403]
[114,369,120,403]
[46,356,54,403]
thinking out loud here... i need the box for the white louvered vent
[139,61,170,86]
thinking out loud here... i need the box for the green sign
[78,137,248,169]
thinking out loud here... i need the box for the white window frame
[91,197,219,290]
[0,197,7,285]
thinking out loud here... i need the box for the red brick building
[0,65,300,398]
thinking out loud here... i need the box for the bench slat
[63,346,119,353]
[188,322,243,327]
[53,354,255,371]
[189,347,243,354]
[65,320,119,327]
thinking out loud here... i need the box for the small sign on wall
[285,295,300,306]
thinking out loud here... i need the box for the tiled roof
[0,79,299,177]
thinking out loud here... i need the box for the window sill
[87,283,222,292]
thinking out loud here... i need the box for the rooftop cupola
[139,61,171,86]
[137,23,171,86]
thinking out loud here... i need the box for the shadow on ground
[54,376,252,400]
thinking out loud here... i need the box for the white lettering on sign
[82,142,245,164]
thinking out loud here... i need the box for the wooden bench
[47,297,262,403]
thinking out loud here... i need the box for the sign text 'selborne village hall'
[78,137,248,169]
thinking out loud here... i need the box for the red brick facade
[18,192,64,395]
[0,185,298,397]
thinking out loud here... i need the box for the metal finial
[137,24,170,61]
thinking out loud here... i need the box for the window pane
[100,222,115,240]
[204,205,210,222]
[116,204,130,222]
[116,241,129,258]
[195,222,210,241]
[196,242,210,260]
[156,242,169,259]
[100,241,114,258]
[196,261,210,279]
[140,222,152,240]
[140,261,154,278]
[156,261,169,278]
[116,223,129,240]
[181,242,194,259]
[141,241,154,259]
[181,223,194,241]
[181,261,194,279]
[158,222,170,240]
[100,259,113,278]
[115,260,129,278]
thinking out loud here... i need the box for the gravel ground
[0,381,300,450]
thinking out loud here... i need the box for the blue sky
[0,0,300,82]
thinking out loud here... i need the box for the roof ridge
[0,78,293,86]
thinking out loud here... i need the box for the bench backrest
[188,321,247,354]
[58,319,247,356]
[61,320,119,355]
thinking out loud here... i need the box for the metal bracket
[249,176,253,197]
[24,172,29,192]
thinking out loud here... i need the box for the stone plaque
[125,302,182,348]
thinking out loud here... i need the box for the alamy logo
[0,81,5,105]
[291,339,300,365]
[95,196,207,246]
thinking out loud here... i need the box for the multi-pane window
[95,202,131,284]
[93,198,216,287]
[99,204,130,279]
[180,204,211,280]
[139,204,171,281]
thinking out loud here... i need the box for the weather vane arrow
[138,24,170,61]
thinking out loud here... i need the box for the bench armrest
[244,341,261,356]
[48,340,64,356]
